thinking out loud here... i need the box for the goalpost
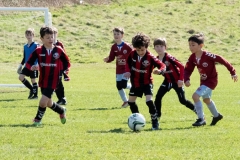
[0,7,52,88]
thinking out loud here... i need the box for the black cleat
[152,119,159,130]
[57,97,67,105]
[210,113,223,126]
[192,118,206,126]
[29,95,38,100]
[28,91,34,99]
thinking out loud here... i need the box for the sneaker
[192,118,206,126]
[33,119,41,126]
[152,119,159,130]
[121,102,129,108]
[60,107,66,124]
[28,91,34,99]
[57,97,67,105]
[210,113,223,126]
[29,95,38,100]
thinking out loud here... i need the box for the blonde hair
[153,38,167,47]
[25,28,35,36]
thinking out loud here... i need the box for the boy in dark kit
[104,27,133,108]
[23,26,71,126]
[52,27,69,105]
[152,38,195,119]
[17,28,39,99]
[124,33,166,130]
[184,33,238,126]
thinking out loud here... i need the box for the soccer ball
[128,113,146,131]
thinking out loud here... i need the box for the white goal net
[0,7,52,87]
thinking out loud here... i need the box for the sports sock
[207,100,219,117]
[50,102,64,114]
[128,102,139,113]
[34,106,46,121]
[126,83,131,89]
[22,78,33,90]
[194,101,204,119]
[118,89,128,102]
[32,82,38,96]
[146,100,158,120]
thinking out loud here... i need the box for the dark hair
[153,38,167,47]
[112,27,124,34]
[25,28,34,36]
[132,33,150,48]
[40,26,54,38]
[188,33,204,44]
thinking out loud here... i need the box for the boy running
[24,26,71,126]
[124,33,166,130]
[152,38,196,120]
[103,27,132,108]
[17,28,39,99]
[184,33,238,126]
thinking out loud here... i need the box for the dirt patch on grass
[0,0,111,7]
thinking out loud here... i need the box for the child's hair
[112,27,124,34]
[25,28,35,36]
[40,26,54,38]
[132,33,150,48]
[188,33,204,44]
[153,38,167,47]
[52,26,58,34]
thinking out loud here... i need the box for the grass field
[1,0,240,159]
[1,63,240,159]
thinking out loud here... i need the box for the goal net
[0,7,52,87]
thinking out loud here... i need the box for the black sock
[22,78,33,90]
[128,102,139,113]
[34,106,46,121]
[32,83,38,96]
[55,81,64,100]
[146,100,158,120]
[50,102,64,114]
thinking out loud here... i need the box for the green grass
[1,0,240,159]
[1,63,240,159]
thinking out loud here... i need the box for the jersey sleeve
[25,49,38,70]
[168,55,184,81]
[184,55,195,82]
[208,53,236,76]
[125,51,133,72]
[106,45,116,63]
[20,49,25,65]
[152,55,166,71]
[59,47,71,71]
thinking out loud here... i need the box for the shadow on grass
[87,128,128,133]
[0,124,44,128]
[0,99,26,102]
[74,107,120,111]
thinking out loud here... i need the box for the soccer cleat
[121,102,129,108]
[210,113,223,126]
[28,91,34,99]
[29,95,38,100]
[57,97,67,105]
[60,107,67,124]
[192,118,206,126]
[33,119,42,126]
[151,119,159,130]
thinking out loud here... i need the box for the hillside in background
[0,0,239,64]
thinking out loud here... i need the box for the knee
[203,98,211,104]
[192,93,200,102]
[19,74,24,81]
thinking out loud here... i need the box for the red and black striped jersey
[126,50,166,87]
[25,45,70,89]
[107,42,132,74]
[158,52,184,83]
[55,40,68,70]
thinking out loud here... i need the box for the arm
[60,48,71,73]
[104,45,116,63]
[124,51,133,78]
[169,55,184,87]
[184,55,195,86]
[25,49,38,71]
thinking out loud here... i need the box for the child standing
[17,28,39,99]
[52,26,69,105]
[103,27,133,108]
[124,33,166,130]
[152,38,195,119]
[23,26,71,126]
[184,33,238,126]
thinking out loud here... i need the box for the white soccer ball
[128,113,146,131]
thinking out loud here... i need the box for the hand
[17,64,23,74]
[184,80,191,87]
[31,65,39,71]
[153,69,160,75]
[63,73,70,81]
[124,72,131,79]
[232,75,238,82]
[177,80,183,87]
[64,69,69,75]
[103,57,109,62]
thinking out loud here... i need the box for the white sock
[207,100,219,117]
[195,101,204,119]
[118,89,128,102]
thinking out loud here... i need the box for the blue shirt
[21,42,39,65]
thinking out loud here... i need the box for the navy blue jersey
[21,42,39,65]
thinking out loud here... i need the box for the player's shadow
[0,99,26,102]
[87,128,128,134]
[0,124,44,128]
[74,107,120,111]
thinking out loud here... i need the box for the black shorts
[21,67,38,79]
[41,88,54,99]
[129,84,153,98]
